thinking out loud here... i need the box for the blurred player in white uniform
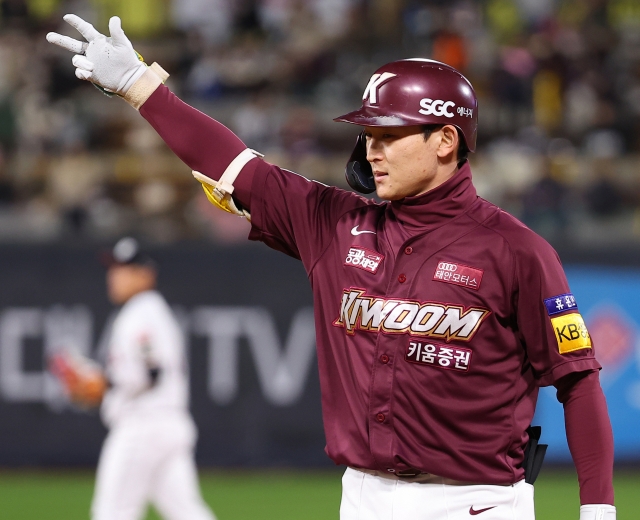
[93,237,215,520]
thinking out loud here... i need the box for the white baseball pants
[91,413,215,520]
[340,467,535,520]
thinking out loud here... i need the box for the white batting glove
[46,14,146,96]
[580,504,616,520]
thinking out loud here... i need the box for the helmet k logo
[362,72,396,104]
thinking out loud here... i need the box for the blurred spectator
[0,144,14,205]
[184,49,223,99]
[309,0,356,39]
[171,0,234,48]
[279,105,319,158]
[564,76,599,136]
[522,162,571,238]
[584,145,626,218]
[46,145,104,234]
[533,69,563,131]
[486,0,524,44]
[585,167,624,218]
[432,30,467,72]
[231,91,274,150]
[93,0,170,38]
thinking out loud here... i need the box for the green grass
[0,469,638,519]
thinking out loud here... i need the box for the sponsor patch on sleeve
[551,313,592,354]
[544,293,578,316]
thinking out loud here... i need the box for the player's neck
[416,161,459,198]
[120,285,156,304]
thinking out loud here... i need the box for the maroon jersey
[139,85,612,500]
[247,160,600,484]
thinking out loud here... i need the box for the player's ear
[436,125,458,159]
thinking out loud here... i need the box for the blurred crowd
[0,0,639,245]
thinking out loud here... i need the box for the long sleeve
[138,85,257,209]
[140,86,370,266]
[555,370,615,505]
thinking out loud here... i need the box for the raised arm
[138,86,255,208]
[46,14,257,213]
[47,13,371,265]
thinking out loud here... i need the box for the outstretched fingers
[63,14,101,42]
[46,33,88,54]
[108,16,129,45]
[46,13,101,54]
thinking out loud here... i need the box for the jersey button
[398,274,407,283]
[376,413,385,423]
[404,246,413,255]
[380,354,389,364]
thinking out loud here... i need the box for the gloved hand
[580,504,616,520]
[49,350,107,408]
[46,14,146,96]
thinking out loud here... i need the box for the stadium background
[0,0,639,518]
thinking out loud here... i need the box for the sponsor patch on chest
[406,339,472,372]
[344,247,384,274]
[432,261,483,290]
[551,312,592,354]
[544,293,578,316]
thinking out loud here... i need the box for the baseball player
[92,237,215,520]
[47,16,616,520]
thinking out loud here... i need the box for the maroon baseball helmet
[334,59,478,193]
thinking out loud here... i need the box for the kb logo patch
[551,313,592,354]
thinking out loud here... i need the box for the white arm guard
[193,148,263,220]
[124,62,169,109]
[580,504,616,520]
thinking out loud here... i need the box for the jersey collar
[389,161,477,230]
